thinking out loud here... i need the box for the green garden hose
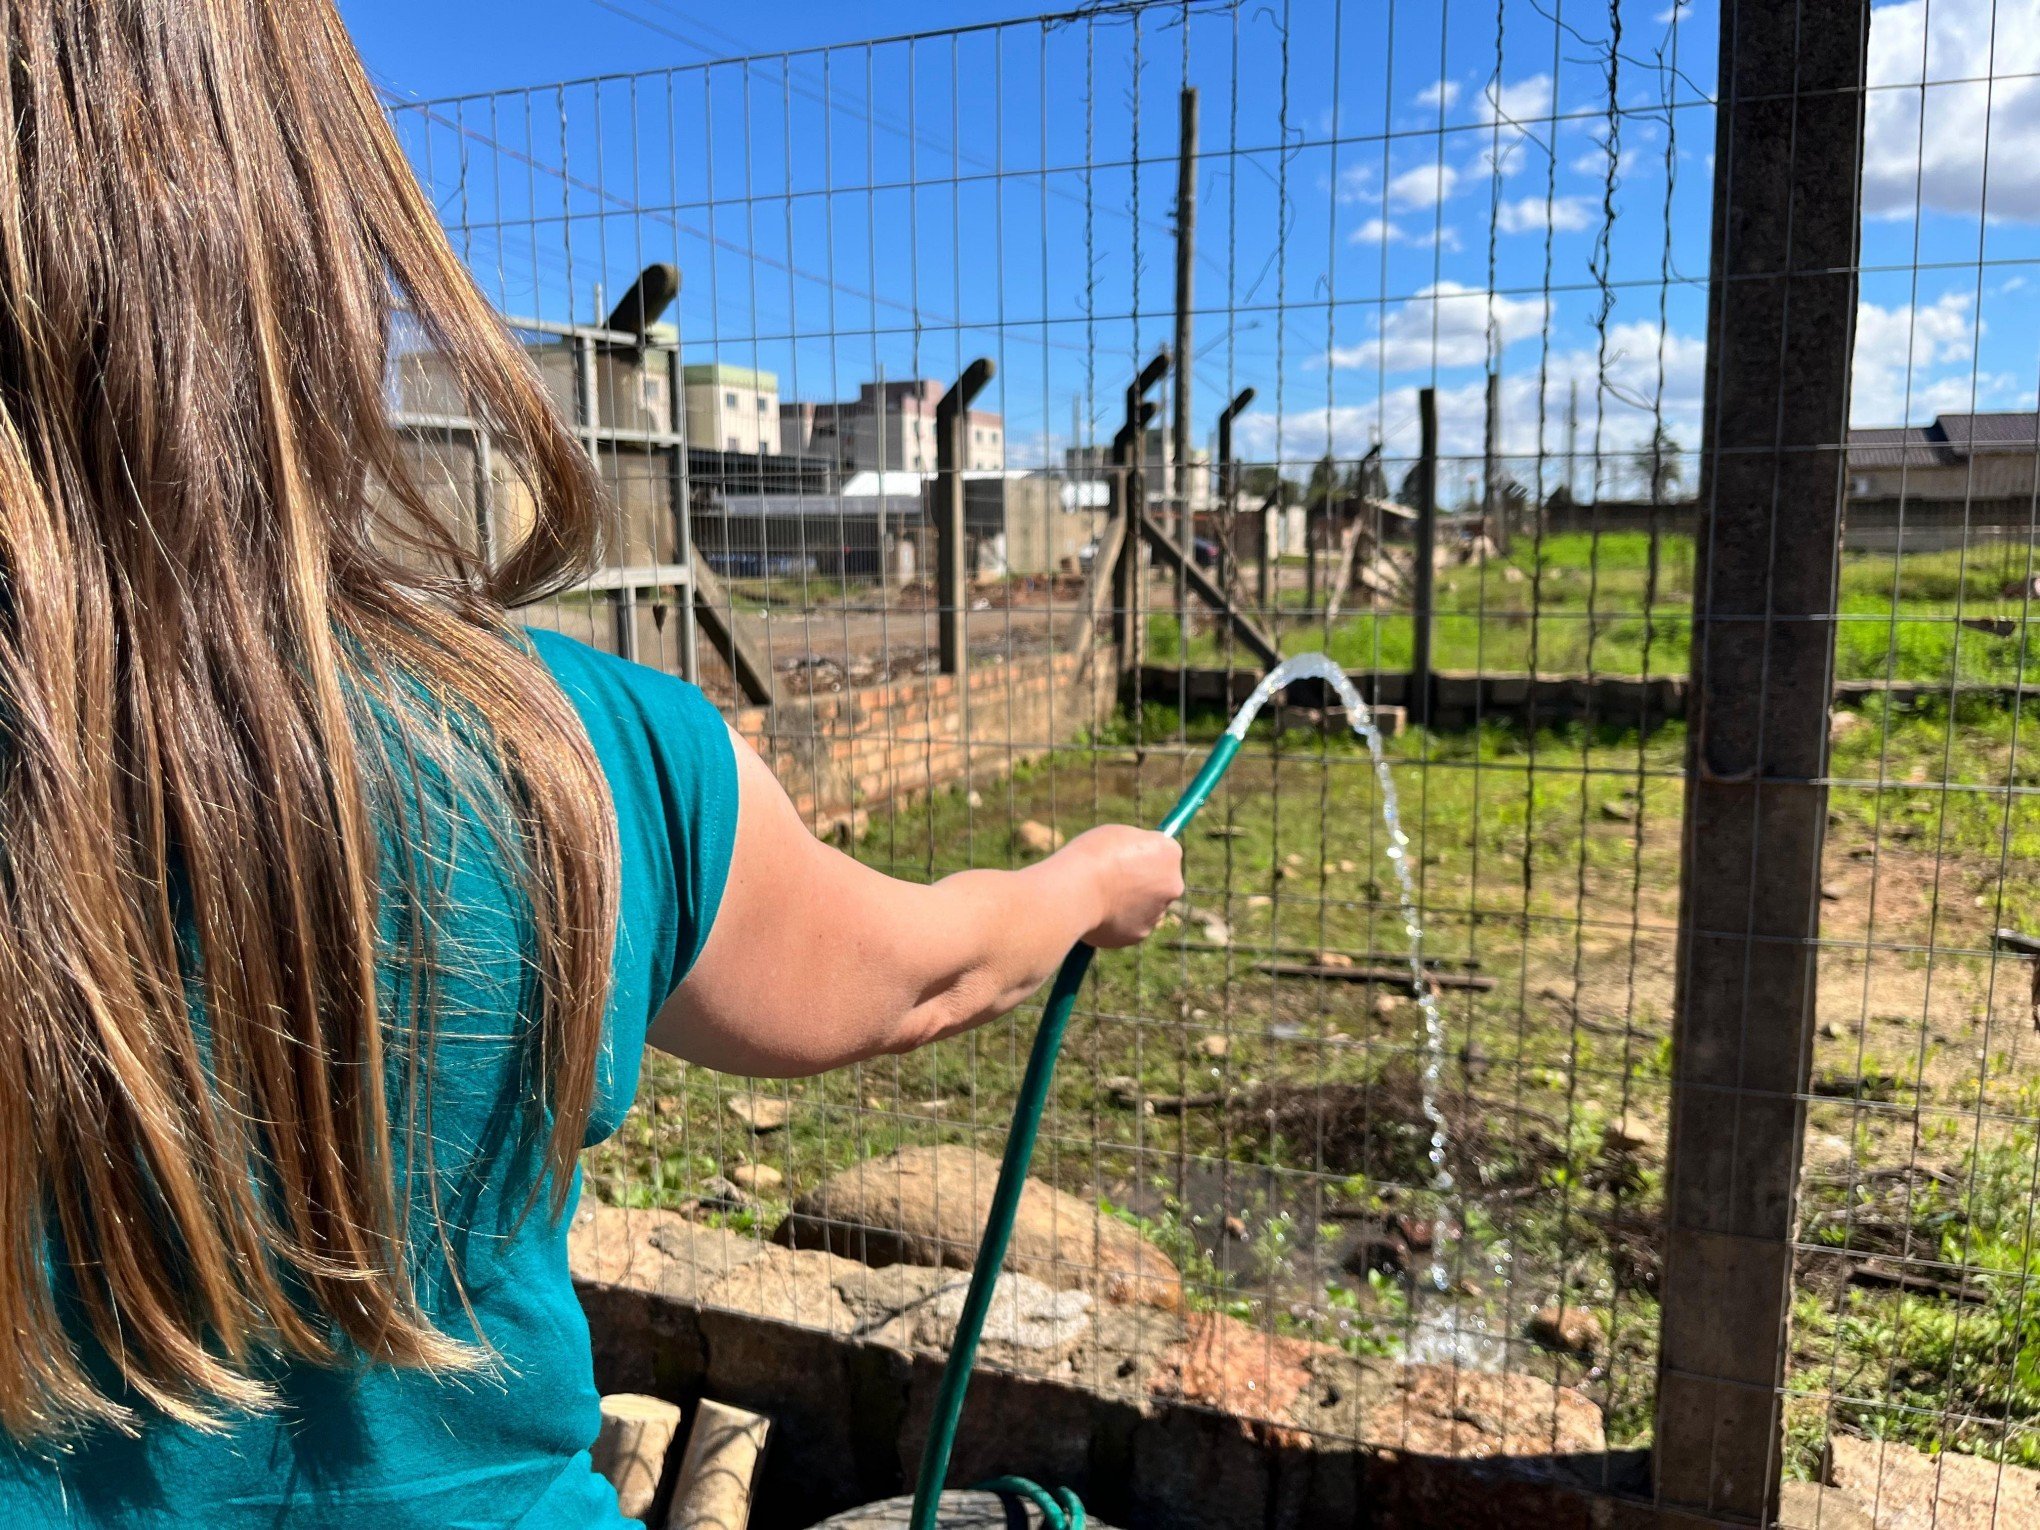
[906,731,1242,1530]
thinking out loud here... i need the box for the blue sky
[343,0,2040,495]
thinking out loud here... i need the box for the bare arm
[649,726,1183,1077]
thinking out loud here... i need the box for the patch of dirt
[1230,1069,1566,1191]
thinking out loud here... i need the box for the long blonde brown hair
[0,0,618,1439]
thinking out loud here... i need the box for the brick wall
[733,646,1116,838]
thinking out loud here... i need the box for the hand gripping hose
[905,731,1243,1530]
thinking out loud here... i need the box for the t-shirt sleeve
[523,628,738,1140]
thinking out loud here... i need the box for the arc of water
[1225,655,1455,1291]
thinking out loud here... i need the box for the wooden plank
[1254,961,1496,993]
[1322,515,1364,622]
[688,558,774,706]
[1135,512,1282,669]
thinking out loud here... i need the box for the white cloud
[1347,218,1464,251]
[1417,79,1463,111]
[1863,0,2040,221]
[1479,74,1555,130]
[1336,164,1373,204]
[1242,320,1709,482]
[1495,195,1597,234]
[1329,281,1551,373]
[1388,162,1461,209]
[1460,75,1557,182]
[1569,143,1647,180]
[1656,1,1693,21]
[1847,291,2011,424]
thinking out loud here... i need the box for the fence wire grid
[384,0,2040,1521]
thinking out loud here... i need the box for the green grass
[1162,533,2040,687]
[583,556,2040,1460]
[1791,1127,2040,1472]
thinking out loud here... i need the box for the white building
[684,363,781,455]
[781,379,1004,475]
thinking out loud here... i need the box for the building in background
[685,363,782,455]
[781,379,1004,475]
[1847,410,2040,549]
[1848,411,2039,501]
[694,469,1100,581]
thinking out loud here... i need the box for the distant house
[1849,411,2039,497]
[1847,412,2040,543]
[694,469,1101,580]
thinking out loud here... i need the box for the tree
[1306,453,1337,509]
[1397,460,1431,508]
[1632,426,1685,503]
[1238,463,1301,507]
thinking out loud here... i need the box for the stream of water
[1221,656,1508,1365]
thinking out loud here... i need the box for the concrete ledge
[571,1207,1668,1529]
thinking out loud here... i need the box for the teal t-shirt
[0,630,737,1528]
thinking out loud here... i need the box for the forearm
[657,727,1180,1079]
[882,859,1104,1054]
[657,857,1098,1077]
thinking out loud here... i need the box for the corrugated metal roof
[1847,426,1949,469]
[1935,411,2040,450]
[1848,412,2040,468]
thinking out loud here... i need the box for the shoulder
[525,628,727,757]
[522,628,740,1059]
[526,626,702,714]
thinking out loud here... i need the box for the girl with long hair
[0,3,1182,1523]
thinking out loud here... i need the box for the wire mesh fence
[384,0,2040,1519]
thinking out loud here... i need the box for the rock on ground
[724,1092,791,1131]
[876,1272,1095,1369]
[1779,1481,1876,1530]
[696,1244,872,1334]
[1147,1311,1332,1445]
[1527,1303,1605,1359]
[569,1205,764,1301]
[1014,820,1064,855]
[1825,1435,2040,1530]
[1360,1365,1606,1459]
[774,1145,1182,1309]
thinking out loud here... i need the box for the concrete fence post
[1654,2,1868,1520]
[934,359,995,677]
[1410,387,1437,729]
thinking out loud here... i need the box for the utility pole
[1172,87,1199,636]
[1565,377,1579,509]
[876,363,889,588]
[1484,365,1507,555]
